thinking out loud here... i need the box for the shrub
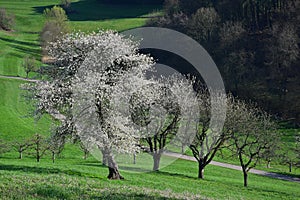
[60,0,71,10]
[22,56,37,79]
[40,6,69,55]
[0,8,15,31]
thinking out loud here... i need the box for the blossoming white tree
[24,31,155,179]
[24,30,201,178]
[127,75,199,171]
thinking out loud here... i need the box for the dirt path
[164,152,300,183]
[0,75,37,82]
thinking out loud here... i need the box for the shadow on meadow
[0,36,39,47]
[33,0,162,21]
[0,163,104,178]
[0,36,40,58]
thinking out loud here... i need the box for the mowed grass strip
[0,78,51,141]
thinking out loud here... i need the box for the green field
[0,0,300,199]
[0,78,51,141]
[1,154,300,200]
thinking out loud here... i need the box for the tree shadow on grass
[152,170,199,180]
[0,36,39,47]
[7,44,40,58]
[0,164,104,179]
[33,0,162,21]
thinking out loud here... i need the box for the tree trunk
[107,152,123,180]
[52,152,55,163]
[181,144,184,154]
[242,168,248,187]
[289,162,292,173]
[83,150,88,160]
[153,152,162,171]
[267,160,271,168]
[133,153,136,164]
[19,151,22,159]
[101,149,108,166]
[198,162,205,179]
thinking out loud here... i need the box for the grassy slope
[0,1,299,199]
[0,78,51,141]
[0,156,299,200]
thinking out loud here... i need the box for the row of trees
[0,134,91,163]
[20,30,300,187]
[148,0,300,125]
[0,134,61,163]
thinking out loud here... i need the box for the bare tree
[12,140,32,159]
[227,100,279,187]
[188,89,228,179]
[280,131,300,172]
[28,134,49,162]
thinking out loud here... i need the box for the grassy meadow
[0,0,300,199]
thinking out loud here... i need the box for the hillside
[0,0,300,199]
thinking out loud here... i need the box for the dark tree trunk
[83,150,88,160]
[107,153,123,180]
[19,151,22,159]
[198,162,205,179]
[267,160,271,168]
[101,149,108,166]
[133,153,136,164]
[242,168,248,187]
[289,162,292,173]
[108,166,123,180]
[153,152,162,171]
[52,152,55,163]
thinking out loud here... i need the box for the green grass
[0,1,299,199]
[0,78,51,141]
[0,155,299,200]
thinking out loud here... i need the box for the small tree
[188,7,220,43]
[29,134,49,162]
[48,134,65,163]
[60,0,71,11]
[40,6,69,55]
[188,89,228,179]
[22,56,37,79]
[228,100,279,187]
[12,140,32,159]
[280,131,300,172]
[0,8,15,31]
